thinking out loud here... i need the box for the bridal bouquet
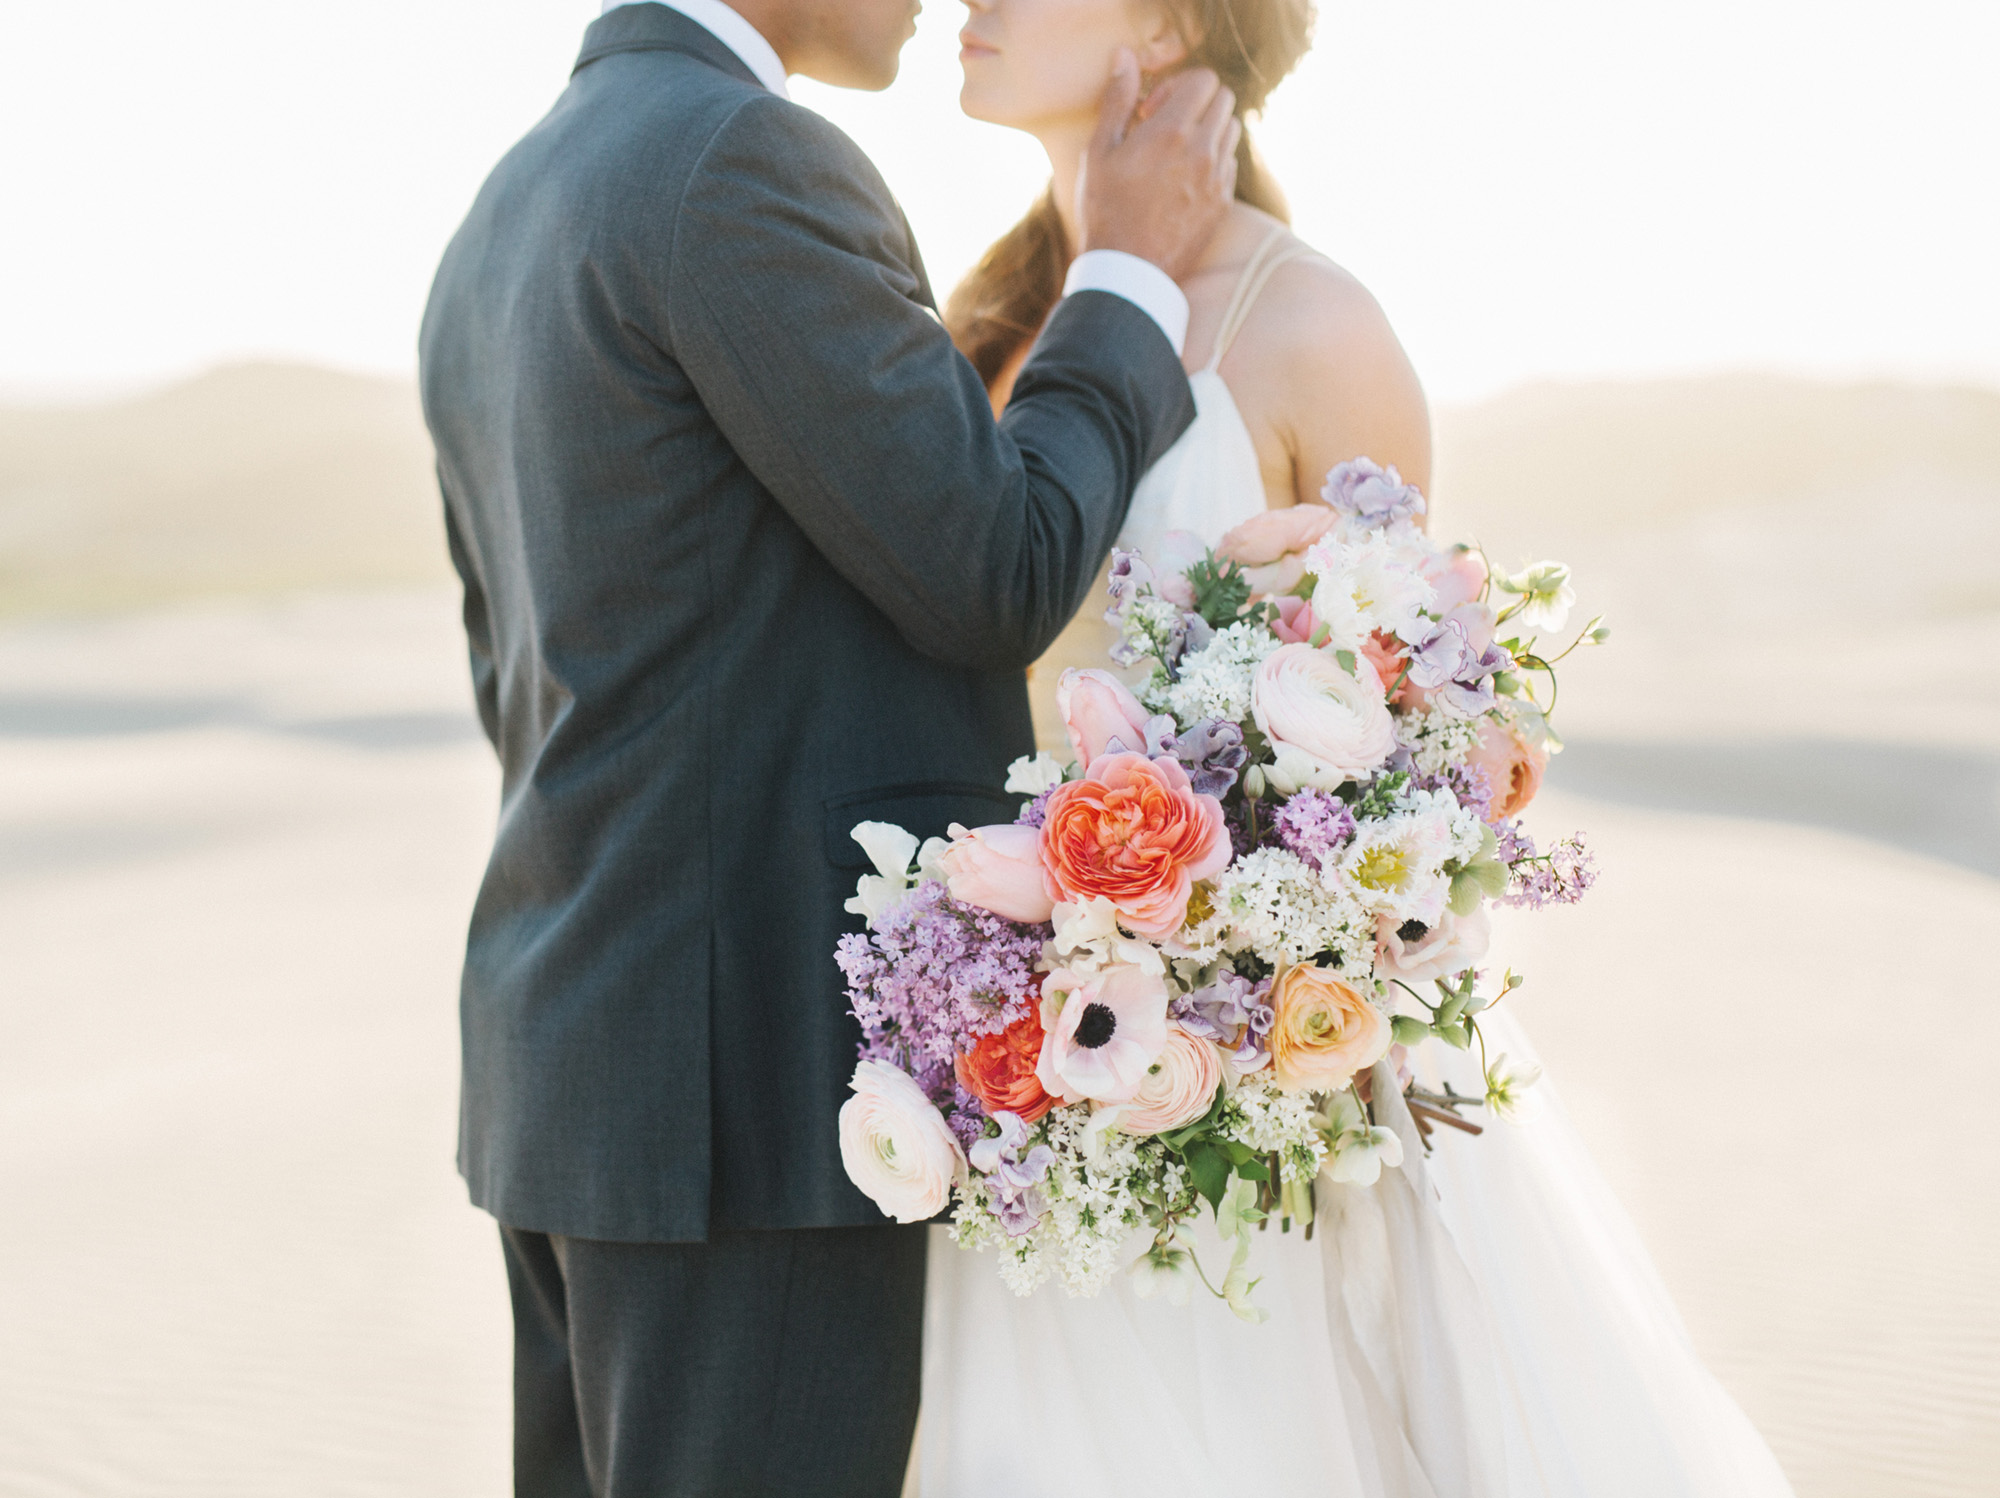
[834,460,1603,1316]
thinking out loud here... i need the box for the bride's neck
[1038,126,1090,258]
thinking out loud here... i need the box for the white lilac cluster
[1145,620,1278,726]
[1183,846,1374,971]
[1115,591,1192,672]
[1398,703,1484,777]
[954,1105,1191,1298]
[1217,1078,1327,1185]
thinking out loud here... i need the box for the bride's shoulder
[1215,218,1431,496]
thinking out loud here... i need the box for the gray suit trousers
[503,1223,928,1497]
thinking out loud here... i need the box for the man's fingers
[1092,48,1142,151]
[1217,118,1244,196]
[1141,66,1222,131]
[1196,82,1238,157]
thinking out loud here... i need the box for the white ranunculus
[837,1060,964,1223]
[1251,643,1397,785]
[1304,533,1436,651]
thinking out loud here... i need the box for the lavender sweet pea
[969,1111,1056,1237]
[1322,458,1427,530]
[1172,718,1249,798]
[1171,973,1275,1075]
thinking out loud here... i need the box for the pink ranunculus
[1036,961,1171,1105]
[1114,1024,1225,1134]
[1218,503,1340,598]
[1038,753,1232,938]
[1251,643,1398,783]
[1374,904,1493,984]
[1056,668,1151,771]
[938,822,1056,924]
[1466,708,1549,819]
[1423,545,1490,614]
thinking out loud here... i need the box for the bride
[919,1,1798,1494]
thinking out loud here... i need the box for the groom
[420,1,1235,1492]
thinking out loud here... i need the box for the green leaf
[1334,648,1358,674]
[1185,552,1252,629]
[1184,1141,1229,1209]
[1234,1156,1271,1182]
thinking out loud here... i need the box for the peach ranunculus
[1217,503,1340,597]
[1036,960,1171,1104]
[1057,668,1154,771]
[1466,706,1549,819]
[955,1007,1057,1123]
[838,1060,965,1222]
[1269,964,1393,1093]
[1113,1024,1225,1135]
[1251,643,1397,784]
[1038,753,1231,938]
[938,822,1056,924]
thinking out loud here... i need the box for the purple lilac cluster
[1268,788,1356,874]
[836,882,1047,1100]
[1412,764,1494,820]
[1498,828,1598,909]
[1015,785,1055,829]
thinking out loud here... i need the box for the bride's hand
[1076,50,1240,283]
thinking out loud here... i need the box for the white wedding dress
[916,232,1797,1498]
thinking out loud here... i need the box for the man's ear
[1131,0,1192,74]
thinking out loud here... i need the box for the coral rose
[1038,753,1231,938]
[938,822,1056,924]
[1251,643,1397,784]
[1268,964,1392,1093]
[1466,708,1549,819]
[1114,1024,1224,1135]
[838,1060,964,1223]
[954,1008,1057,1123]
[1057,668,1153,771]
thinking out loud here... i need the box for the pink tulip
[938,823,1056,924]
[1270,595,1319,645]
[1424,546,1490,614]
[1056,668,1152,770]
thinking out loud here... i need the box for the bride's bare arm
[1224,253,1433,508]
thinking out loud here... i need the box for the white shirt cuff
[1062,251,1190,358]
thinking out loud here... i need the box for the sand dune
[2,367,1997,1495]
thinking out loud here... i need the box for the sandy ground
[2,588,1996,1498]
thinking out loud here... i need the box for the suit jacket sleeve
[440,471,502,752]
[663,94,1194,672]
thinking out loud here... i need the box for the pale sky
[2,0,1995,405]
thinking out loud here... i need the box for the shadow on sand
[1557,737,2000,880]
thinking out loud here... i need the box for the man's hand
[1076,51,1240,281]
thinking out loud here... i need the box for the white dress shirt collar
[601,0,790,99]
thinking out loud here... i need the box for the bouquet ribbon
[1316,1060,1510,1496]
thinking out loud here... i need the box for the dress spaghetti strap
[1202,225,1319,374]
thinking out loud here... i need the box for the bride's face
[957,0,1188,133]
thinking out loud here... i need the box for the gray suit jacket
[419,4,1194,1241]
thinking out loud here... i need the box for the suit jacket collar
[574,3,763,91]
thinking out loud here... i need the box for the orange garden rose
[954,1008,1057,1123]
[1268,964,1392,1093]
[1038,753,1231,938]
